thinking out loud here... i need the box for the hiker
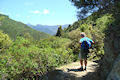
[78,32,94,71]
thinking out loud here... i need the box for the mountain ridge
[27,24,69,35]
[0,14,50,40]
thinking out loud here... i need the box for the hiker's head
[80,32,86,38]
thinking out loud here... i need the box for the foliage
[0,1,119,79]
[0,35,74,79]
[0,30,12,53]
[70,0,114,8]
[56,26,63,37]
[70,0,116,19]
[62,6,115,60]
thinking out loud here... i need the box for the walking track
[43,61,99,80]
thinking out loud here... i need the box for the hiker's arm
[79,39,82,48]
[79,42,82,48]
[89,38,94,45]
[91,41,94,45]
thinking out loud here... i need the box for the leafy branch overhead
[70,0,115,19]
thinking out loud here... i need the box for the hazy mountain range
[27,24,69,35]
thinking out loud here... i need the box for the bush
[0,36,74,79]
[0,30,12,53]
[62,13,114,61]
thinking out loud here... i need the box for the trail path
[44,61,99,80]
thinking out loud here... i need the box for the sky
[0,0,78,25]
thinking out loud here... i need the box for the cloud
[0,12,4,14]
[43,9,50,14]
[30,9,50,14]
[15,14,20,17]
[31,10,41,14]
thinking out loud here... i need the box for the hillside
[0,14,50,40]
[0,31,75,79]
[0,0,120,80]
[27,24,68,35]
[62,1,120,80]
[62,3,115,60]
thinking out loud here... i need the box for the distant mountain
[27,24,69,35]
[0,14,50,40]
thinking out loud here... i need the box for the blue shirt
[80,37,93,49]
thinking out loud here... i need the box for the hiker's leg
[78,49,84,71]
[84,59,87,70]
[78,59,84,71]
[84,59,87,67]
[80,49,84,67]
[84,49,88,70]
[80,59,83,67]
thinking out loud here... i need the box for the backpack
[82,41,89,49]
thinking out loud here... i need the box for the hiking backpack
[82,41,89,49]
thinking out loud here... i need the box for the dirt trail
[44,61,99,80]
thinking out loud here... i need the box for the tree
[23,32,33,41]
[70,0,116,19]
[56,26,63,37]
[0,30,12,53]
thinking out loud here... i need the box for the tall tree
[70,0,115,19]
[56,26,63,37]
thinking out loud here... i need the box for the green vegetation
[61,5,115,60]
[70,0,116,19]
[0,14,74,79]
[0,0,119,79]
[56,26,63,37]
[0,31,74,79]
[0,31,12,53]
[0,14,50,40]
